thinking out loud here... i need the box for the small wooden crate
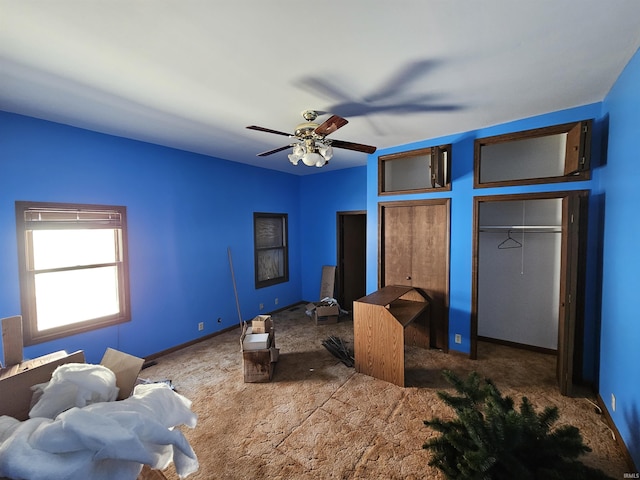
[242,348,277,383]
[241,323,279,383]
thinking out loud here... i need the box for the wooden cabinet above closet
[474,120,592,188]
[378,144,451,195]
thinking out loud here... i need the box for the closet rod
[479,225,561,232]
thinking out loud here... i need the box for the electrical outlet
[611,393,616,412]
[259,303,264,310]
[454,334,462,344]
[275,298,279,305]
[198,322,204,331]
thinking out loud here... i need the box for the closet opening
[471,191,589,395]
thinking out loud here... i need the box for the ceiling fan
[247,110,377,168]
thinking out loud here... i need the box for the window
[15,201,131,345]
[254,213,288,289]
[474,120,592,188]
[379,144,451,195]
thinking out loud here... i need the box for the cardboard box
[316,304,340,318]
[319,265,336,299]
[251,314,272,334]
[242,333,270,351]
[0,350,86,421]
[100,347,146,400]
[306,302,340,325]
[305,266,340,325]
[1,315,23,367]
[138,465,169,480]
[0,316,144,419]
[314,312,339,325]
[0,348,144,420]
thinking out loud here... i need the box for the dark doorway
[337,211,366,312]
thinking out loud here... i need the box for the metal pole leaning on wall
[227,247,243,328]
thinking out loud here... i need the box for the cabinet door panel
[563,120,591,176]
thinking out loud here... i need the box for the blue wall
[1,45,638,466]
[0,112,304,363]
[600,47,640,468]
[299,166,367,302]
[366,102,604,374]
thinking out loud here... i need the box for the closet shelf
[479,225,562,232]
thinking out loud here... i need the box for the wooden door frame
[336,210,366,309]
[379,198,451,351]
[470,190,589,395]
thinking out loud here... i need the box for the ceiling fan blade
[257,145,292,157]
[331,139,377,154]
[314,115,348,136]
[363,59,440,103]
[247,125,292,137]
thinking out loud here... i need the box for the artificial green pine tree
[423,370,613,480]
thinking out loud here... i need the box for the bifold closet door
[381,200,450,350]
[382,205,413,285]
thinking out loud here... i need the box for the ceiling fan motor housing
[295,122,320,140]
[301,109,319,122]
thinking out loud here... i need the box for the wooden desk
[353,285,430,387]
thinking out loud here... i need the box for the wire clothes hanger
[497,229,522,249]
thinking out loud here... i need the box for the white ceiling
[2,1,640,175]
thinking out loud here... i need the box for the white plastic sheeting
[29,363,118,419]
[0,381,198,479]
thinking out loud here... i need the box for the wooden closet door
[411,203,449,350]
[381,200,450,351]
[383,205,413,286]
[557,192,588,396]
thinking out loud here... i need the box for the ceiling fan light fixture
[302,151,323,167]
[288,154,300,165]
[288,144,304,165]
[318,143,333,161]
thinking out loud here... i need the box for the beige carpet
[141,303,628,479]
